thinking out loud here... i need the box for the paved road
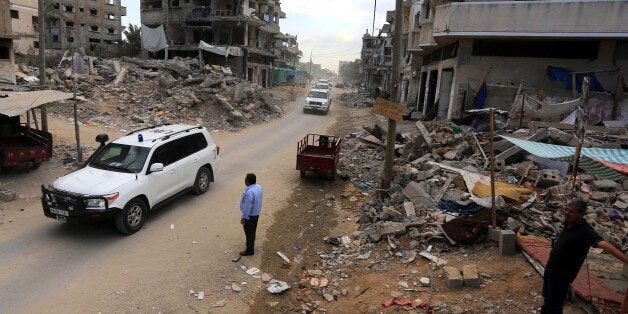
[0,87,343,313]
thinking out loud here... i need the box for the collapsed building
[361,0,628,123]
[140,0,301,87]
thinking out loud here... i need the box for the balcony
[418,20,437,52]
[432,1,628,40]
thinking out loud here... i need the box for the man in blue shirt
[239,173,263,256]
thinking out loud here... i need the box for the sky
[120,0,396,73]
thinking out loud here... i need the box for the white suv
[41,124,221,234]
[303,89,331,114]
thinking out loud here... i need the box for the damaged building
[362,0,628,124]
[48,0,127,54]
[140,0,297,87]
[1,0,16,84]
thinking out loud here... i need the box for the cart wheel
[300,169,305,178]
[33,162,41,169]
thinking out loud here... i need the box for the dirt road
[0,87,341,313]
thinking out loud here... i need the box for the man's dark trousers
[541,266,570,314]
[243,215,259,254]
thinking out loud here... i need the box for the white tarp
[506,94,581,128]
[0,91,76,117]
[141,24,169,52]
[198,41,244,58]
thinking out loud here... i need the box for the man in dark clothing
[541,199,628,313]
[239,173,263,256]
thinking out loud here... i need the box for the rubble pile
[337,121,628,247]
[288,120,627,312]
[337,92,374,107]
[19,56,286,132]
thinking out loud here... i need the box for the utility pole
[38,0,49,132]
[382,0,402,189]
[372,0,377,36]
[38,0,46,84]
[309,50,312,85]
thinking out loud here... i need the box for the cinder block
[499,229,516,256]
[462,264,481,288]
[487,226,500,242]
[442,266,463,290]
[0,189,16,202]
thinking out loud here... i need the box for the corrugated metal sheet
[0,90,75,117]
[500,135,627,180]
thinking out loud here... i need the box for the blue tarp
[438,200,485,216]
[473,82,487,109]
[546,66,605,93]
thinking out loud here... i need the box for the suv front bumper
[41,186,121,223]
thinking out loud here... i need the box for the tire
[193,166,211,195]
[33,162,41,169]
[303,108,307,114]
[300,169,305,178]
[115,198,147,235]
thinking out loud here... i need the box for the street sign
[372,97,406,121]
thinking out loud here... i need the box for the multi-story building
[274,33,301,68]
[1,0,16,84]
[141,0,290,87]
[9,0,38,57]
[413,0,628,120]
[366,0,628,121]
[42,0,126,55]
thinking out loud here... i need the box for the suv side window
[185,133,208,155]
[151,142,177,166]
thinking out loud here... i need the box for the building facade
[45,0,126,54]
[1,0,16,84]
[9,0,38,57]
[140,0,295,87]
[363,0,628,122]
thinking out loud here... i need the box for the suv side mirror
[149,163,164,173]
[95,134,109,148]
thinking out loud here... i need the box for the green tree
[122,24,141,57]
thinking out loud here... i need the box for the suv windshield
[90,143,150,173]
[315,83,329,89]
[308,91,328,99]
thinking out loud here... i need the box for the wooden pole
[570,77,589,196]
[489,109,496,228]
[381,0,402,189]
[539,65,547,101]
[612,68,622,119]
[73,80,82,163]
[30,108,39,130]
[571,73,577,98]
[518,94,525,129]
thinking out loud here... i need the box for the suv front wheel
[115,198,147,234]
[193,166,211,195]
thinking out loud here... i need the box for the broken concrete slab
[0,189,16,202]
[419,251,448,267]
[415,121,433,148]
[495,129,548,166]
[591,180,620,191]
[443,266,463,289]
[402,181,434,207]
[403,202,415,217]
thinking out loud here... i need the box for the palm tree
[122,24,141,57]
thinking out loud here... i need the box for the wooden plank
[372,97,405,121]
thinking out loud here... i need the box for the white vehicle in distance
[303,89,331,114]
[314,81,331,91]
[41,124,221,234]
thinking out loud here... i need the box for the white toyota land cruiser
[41,124,221,234]
[303,89,331,114]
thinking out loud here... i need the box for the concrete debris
[267,279,291,294]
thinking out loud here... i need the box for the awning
[500,135,628,180]
[198,40,243,58]
[0,90,76,117]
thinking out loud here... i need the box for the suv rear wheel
[193,166,211,195]
[115,198,147,234]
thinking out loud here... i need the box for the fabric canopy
[500,135,628,180]
[198,41,243,58]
